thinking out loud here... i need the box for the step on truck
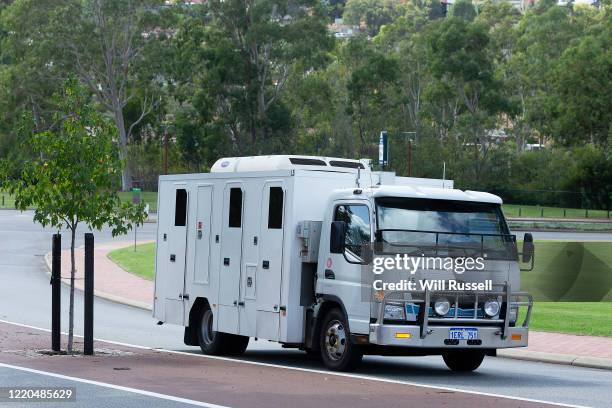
[153,155,534,371]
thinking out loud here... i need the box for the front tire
[197,306,249,356]
[442,351,485,372]
[319,308,362,371]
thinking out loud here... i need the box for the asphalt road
[1,210,612,408]
[0,365,204,408]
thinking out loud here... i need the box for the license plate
[449,328,478,340]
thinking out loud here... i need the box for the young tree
[1,80,146,353]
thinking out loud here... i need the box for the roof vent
[288,157,327,166]
[329,160,365,169]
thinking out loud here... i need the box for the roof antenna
[442,161,446,188]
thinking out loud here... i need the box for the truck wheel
[319,308,362,371]
[442,351,485,372]
[197,306,226,355]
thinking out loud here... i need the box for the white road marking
[0,319,588,408]
[0,362,230,408]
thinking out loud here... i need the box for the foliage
[0,0,610,209]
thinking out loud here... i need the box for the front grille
[405,303,488,320]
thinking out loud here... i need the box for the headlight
[434,298,450,316]
[384,303,405,320]
[484,299,501,317]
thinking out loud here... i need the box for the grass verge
[509,220,612,231]
[117,191,158,212]
[522,302,612,337]
[107,242,155,280]
[504,204,610,219]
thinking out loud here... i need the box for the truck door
[256,181,285,341]
[162,185,189,325]
[320,202,372,335]
[217,183,243,334]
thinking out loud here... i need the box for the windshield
[375,197,515,259]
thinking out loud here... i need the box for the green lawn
[107,242,156,280]
[509,220,612,231]
[503,204,610,219]
[0,192,17,209]
[520,241,612,303]
[118,191,158,212]
[521,302,612,337]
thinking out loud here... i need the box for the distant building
[328,18,361,38]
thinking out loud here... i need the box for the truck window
[267,187,283,229]
[334,204,371,257]
[375,197,514,259]
[228,188,242,228]
[174,189,187,227]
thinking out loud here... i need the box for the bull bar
[369,282,533,348]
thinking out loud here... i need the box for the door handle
[233,300,237,306]
[224,258,230,266]
[238,301,245,306]
[325,269,335,279]
[170,254,176,262]
[262,260,270,269]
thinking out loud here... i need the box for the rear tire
[197,306,249,356]
[442,351,485,372]
[197,307,225,355]
[319,308,362,371]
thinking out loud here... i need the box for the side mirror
[330,221,346,254]
[522,233,534,263]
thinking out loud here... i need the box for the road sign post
[132,188,141,251]
[51,234,61,352]
[379,131,388,170]
[84,233,94,355]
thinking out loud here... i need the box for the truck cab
[309,186,533,371]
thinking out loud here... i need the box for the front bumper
[369,324,528,348]
[369,283,533,349]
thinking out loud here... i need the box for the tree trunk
[113,106,133,191]
[67,225,76,353]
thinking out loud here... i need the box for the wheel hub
[324,320,346,361]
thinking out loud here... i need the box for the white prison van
[154,155,534,371]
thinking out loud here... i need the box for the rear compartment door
[160,184,189,325]
[255,181,285,341]
[217,183,244,334]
